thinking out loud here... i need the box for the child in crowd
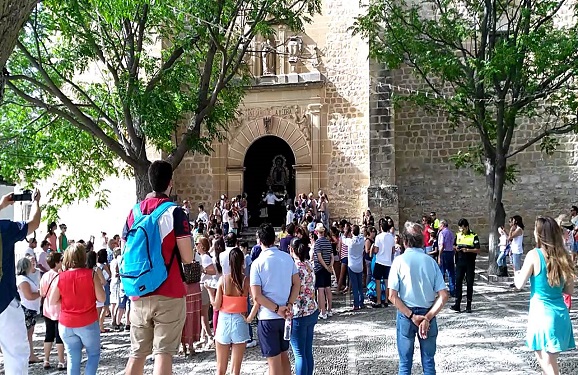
[279,224,288,239]
[496,226,510,275]
[393,234,404,259]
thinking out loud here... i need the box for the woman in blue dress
[514,216,575,375]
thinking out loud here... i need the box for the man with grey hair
[437,219,456,297]
[389,221,449,375]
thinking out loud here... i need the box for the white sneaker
[327,310,333,317]
[246,339,258,348]
[319,313,328,320]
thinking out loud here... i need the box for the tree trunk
[134,165,151,202]
[486,157,507,276]
[0,0,37,101]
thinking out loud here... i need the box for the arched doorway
[244,136,296,226]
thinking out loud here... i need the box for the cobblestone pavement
[4,278,578,374]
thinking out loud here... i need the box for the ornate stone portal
[223,102,326,201]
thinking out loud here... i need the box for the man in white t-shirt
[343,225,365,310]
[15,238,36,267]
[197,204,209,224]
[373,221,395,308]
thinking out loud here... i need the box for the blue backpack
[119,201,177,297]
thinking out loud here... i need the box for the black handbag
[182,261,202,284]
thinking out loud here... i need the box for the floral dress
[293,260,318,318]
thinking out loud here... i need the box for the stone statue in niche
[267,155,289,193]
[261,39,276,76]
[293,105,311,141]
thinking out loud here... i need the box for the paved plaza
[4,276,577,375]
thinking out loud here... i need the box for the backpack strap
[132,203,143,222]
[150,201,176,222]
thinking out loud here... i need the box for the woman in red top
[49,243,105,375]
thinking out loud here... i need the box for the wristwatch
[274,304,279,313]
[408,312,414,320]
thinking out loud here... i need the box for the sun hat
[315,223,326,233]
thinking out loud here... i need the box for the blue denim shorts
[215,312,250,345]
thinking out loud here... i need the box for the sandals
[57,363,66,371]
[43,362,51,370]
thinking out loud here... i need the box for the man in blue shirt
[388,221,449,375]
[0,190,42,374]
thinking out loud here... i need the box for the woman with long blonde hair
[514,216,575,375]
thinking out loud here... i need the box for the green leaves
[0,0,320,209]
[353,0,578,183]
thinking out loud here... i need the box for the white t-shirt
[200,253,213,283]
[219,247,234,275]
[343,235,365,273]
[197,211,209,223]
[286,210,294,225]
[222,209,229,224]
[35,249,50,272]
[17,275,41,312]
[375,232,395,266]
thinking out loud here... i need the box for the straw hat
[315,223,326,233]
[556,214,574,229]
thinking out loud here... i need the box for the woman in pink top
[39,252,66,370]
[49,243,105,375]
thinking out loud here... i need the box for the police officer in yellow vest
[430,212,441,232]
[450,218,480,313]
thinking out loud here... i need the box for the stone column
[308,103,323,191]
[368,61,399,223]
[278,25,286,75]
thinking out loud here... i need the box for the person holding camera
[0,189,42,374]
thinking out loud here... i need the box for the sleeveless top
[530,249,565,302]
[511,232,524,254]
[46,233,57,252]
[220,277,248,314]
[58,268,98,328]
[364,238,374,261]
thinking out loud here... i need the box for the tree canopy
[0,0,321,219]
[352,0,578,273]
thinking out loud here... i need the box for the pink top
[40,270,60,320]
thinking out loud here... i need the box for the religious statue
[261,39,276,76]
[266,155,289,192]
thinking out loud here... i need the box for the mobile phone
[12,190,33,201]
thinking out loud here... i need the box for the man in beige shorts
[123,161,193,375]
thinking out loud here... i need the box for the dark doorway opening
[244,136,295,227]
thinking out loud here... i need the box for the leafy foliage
[352,0,578,214]
[0,0,321,217]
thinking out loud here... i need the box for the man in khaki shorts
[123,161,193,375]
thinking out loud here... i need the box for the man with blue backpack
[121,161,193,375]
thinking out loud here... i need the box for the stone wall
[172,153,215,207]
[318,0,371,223]
[392,66,578,243]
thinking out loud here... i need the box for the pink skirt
[181,282,202,346]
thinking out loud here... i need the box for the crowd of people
[0,162,577,375]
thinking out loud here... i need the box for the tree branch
[506,122,577,159]
[6,80,138,167]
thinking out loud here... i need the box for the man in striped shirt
[313,223,334,319]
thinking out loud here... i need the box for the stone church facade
[173,0,578,239]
